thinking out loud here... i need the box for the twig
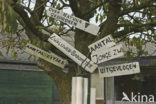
[83,0,108,17]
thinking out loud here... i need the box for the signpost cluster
[24,7,141,104]
[88,35,140,77]
[71,77,96,104]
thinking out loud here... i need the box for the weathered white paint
[25,43,68,69]
[83,78,88,104]
[88,35,116,53]
[98,62,140,77]
[48,33,97,73]
[47,7,100,35]
[90,88,96,104]
[91,44,124,64]
[71,77,77,104]
[76,77,83,104]
[91,73,104,100]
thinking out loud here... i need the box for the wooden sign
[88,35,116,53]
[98,62,140,77]
[47,7,100,35]
[25,43,68,69]
[48,33,97,73]
[91,44,124,64]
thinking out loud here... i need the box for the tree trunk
[37,59,75,104]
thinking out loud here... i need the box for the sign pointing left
[25,43,68,69]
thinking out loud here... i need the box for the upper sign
[91,44,124,64]
[25,43,68,69]
[88,35,116,53]
[47,7,100,35]
[48,33,97,73]
[98,62,140,77]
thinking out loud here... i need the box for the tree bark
[37,59,75,104]
[100,0,122,37]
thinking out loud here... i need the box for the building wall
[0,59,61,104]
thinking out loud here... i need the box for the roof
[1,25,156,66]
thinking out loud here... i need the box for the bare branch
[13,4,49,41]
[120,1,155,16]
[114,21,156,38]
[82,0,108,17]
[16,3,33,14]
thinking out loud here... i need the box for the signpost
[47,7,100,35]
[25,43,68,69]
[91,44,124,64]
[83,78,88,104]
[88,35,116,53]
[76,77,83,104]
[71,77,89,104]
[98,62,140,77]
[45,8,141,102]
[71,77,77,104]
[48,33,97,73]
[90,88,96,104]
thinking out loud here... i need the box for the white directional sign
[91,44,124,64]
[88,35,116,53]
[25,43,68,69]
[48,33,97,73]
[47,7,100,35]
[98,62,140,77]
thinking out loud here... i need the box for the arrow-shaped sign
[47,7,100,35]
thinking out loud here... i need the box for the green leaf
[11,49,18,58]
[135,0,138,6]
[0,51,3,56]
[28,55,32,60]
[56,3,61,9]
[0,0,17,34]
[95,14,99,23]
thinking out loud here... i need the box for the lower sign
[48,33,97,73]
[91,44,124,64]
[98,62,140,78]
[25,43,68,69]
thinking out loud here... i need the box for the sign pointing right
[47,7,100,35]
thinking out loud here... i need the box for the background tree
[0,0,156,104]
